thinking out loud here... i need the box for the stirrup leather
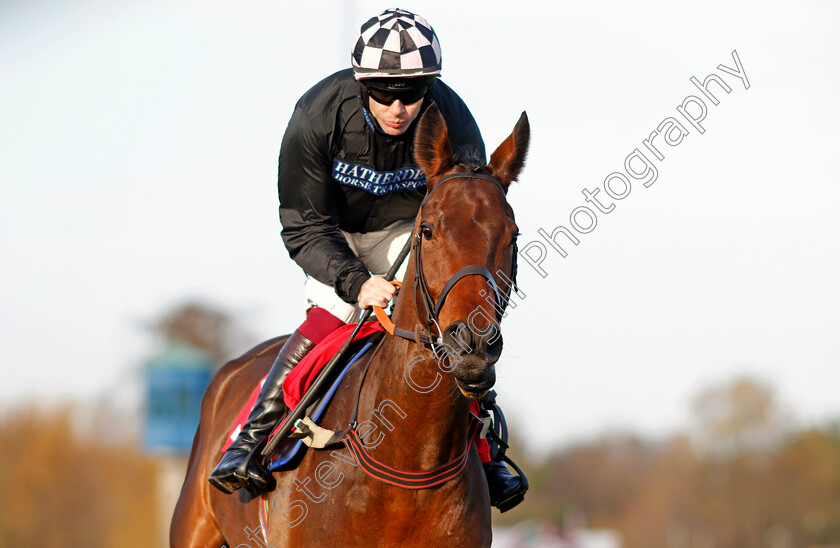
[481,391,529,512]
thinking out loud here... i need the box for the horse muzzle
[454,366,496,399]
[442,321,502,399]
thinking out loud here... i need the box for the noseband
[382,171,517,347]
[331,171,517,490]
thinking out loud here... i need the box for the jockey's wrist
[343,270,371,304]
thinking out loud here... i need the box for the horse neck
[359,258,473,469]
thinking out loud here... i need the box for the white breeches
[303,219,414,323]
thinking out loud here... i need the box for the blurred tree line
[3,296,838,547]
[0,301,246,548]
[498,376,840,548]
[0,406,159,547]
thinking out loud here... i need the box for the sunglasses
[364,83,429,106]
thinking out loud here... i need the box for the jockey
[209,8,526,511]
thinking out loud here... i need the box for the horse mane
[453,147,484,173]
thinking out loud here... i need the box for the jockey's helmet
[351,8,442,80]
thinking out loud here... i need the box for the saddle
[222,323,385,472]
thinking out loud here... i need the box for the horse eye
[420,224,434,240]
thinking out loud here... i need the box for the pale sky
[1,0,838,452]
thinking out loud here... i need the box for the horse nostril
[485,334,503,360]
[442,322,473,354]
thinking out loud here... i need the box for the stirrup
[493,456,529,513]
[480,390,528,512]
[233,438,276,494]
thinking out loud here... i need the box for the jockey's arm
[278,105,371,304]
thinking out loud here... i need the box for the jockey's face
[368,97,424,136]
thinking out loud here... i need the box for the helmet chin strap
[358,81,372,111]
[418,82,436,113]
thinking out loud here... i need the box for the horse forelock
[453,147,484,172]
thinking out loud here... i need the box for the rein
[334,171,511,489]
[266,170,512,488]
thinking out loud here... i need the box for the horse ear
[414,103,455,185]
[486,111,530,192]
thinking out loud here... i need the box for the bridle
[280,171,522,490]
[375,170,519,348]
[263,173,520,464]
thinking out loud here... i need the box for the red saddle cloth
[221,321,490,463]
[222,322,382,452]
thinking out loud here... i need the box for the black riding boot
[208,330,315,495]
[484,460,527,512]
[480,391,529,512]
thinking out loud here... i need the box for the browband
[421,172,505,207]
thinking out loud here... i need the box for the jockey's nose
[389,100,407,115]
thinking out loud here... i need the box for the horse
[170,104,530,548]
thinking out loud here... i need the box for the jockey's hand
[358,275,396,310]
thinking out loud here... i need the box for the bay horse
[171,104,530,548]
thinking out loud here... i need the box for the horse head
[408,104,530,399]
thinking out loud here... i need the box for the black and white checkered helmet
[351,8,442,80]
